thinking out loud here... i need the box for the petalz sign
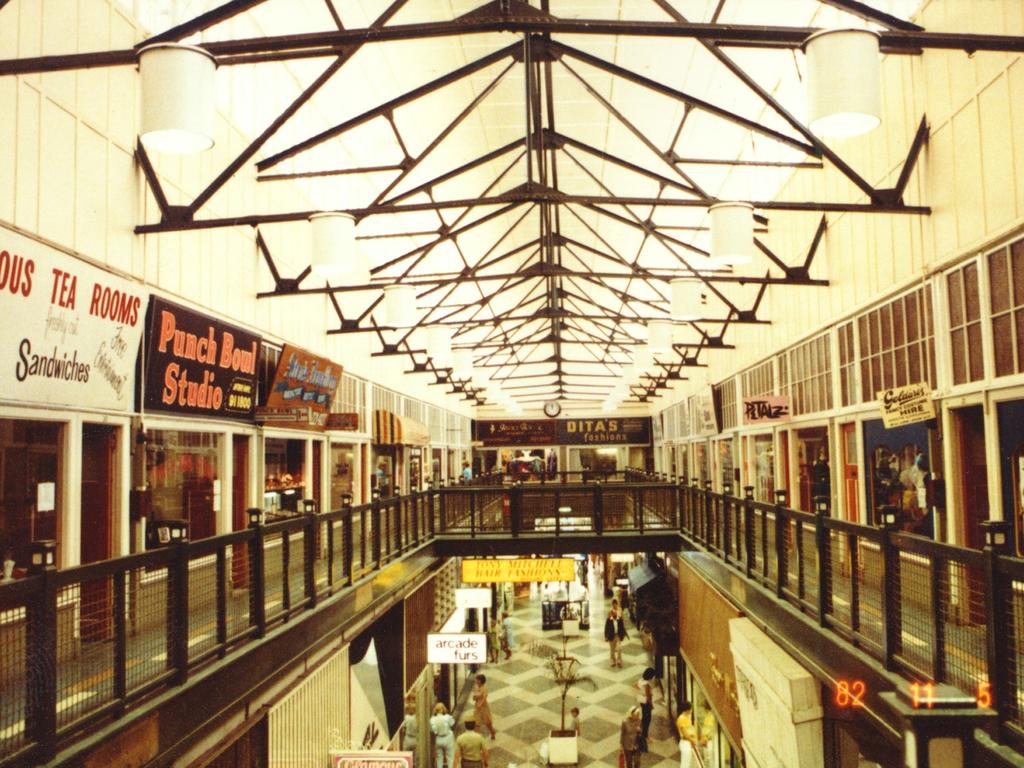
[0,225,147,411]
[877,383,935,428]
[142,297,260,421]
[461,557,576,583]
[426,633,487,664]
[742,395,791,425]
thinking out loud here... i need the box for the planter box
[548,730,577,766]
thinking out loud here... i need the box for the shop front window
[717,439,734,492]
[330,443,355,510]
[694,443,709,486]
[795,426,829,512]
[147,430,218,543]
[373,447,396,497]
[753,435,774,503]
[408,447,422,492]
[0,419,61,575]
[264,438,306,517]
[573,447,618,476]
[431,448,443,484]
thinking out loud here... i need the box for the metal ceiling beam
[814,0,924,31]
[137,191,928,234]
[8,16,1023,76]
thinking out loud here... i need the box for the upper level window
[989,239,1024,378]
[858,286,936,401]
[779,334,832,416]
[947,262,984,385]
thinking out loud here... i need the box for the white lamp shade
[452,349,473,378]
[648,320,672,354]
[804,29,881,138]
[139,44,216,154]
[382,284,416,328]
[309,213,367,281]
[427,326,453,365]
[671,278,702,321]
[709,202,754,265]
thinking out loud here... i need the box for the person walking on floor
[402,700,418,753]
[500,611,515,659]
[620,706,643,768]
[472,674,496,740]
[454,719,489,768]
[487,618,501,664]
[636,667,656,748]
[604,599,628,668]
[430,702,455,768]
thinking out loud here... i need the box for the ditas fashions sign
[141,297,260,421]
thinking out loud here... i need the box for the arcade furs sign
[0,225,147,412]
[141,297,260,420]
[473,417,652,446]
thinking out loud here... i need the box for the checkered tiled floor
[455,576,679,768]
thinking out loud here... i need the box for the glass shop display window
[264,438,305,517]
[146,430,219,544]
[330,443,355,510]
[0,419,61,577]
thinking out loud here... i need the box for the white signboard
[427,633,487,664]
[877,382,935,428]
[455,587,492,609]
[0,226,147,411]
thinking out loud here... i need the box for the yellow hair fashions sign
[461,557,575,583]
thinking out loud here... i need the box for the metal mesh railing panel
[800,524,819,609]
[263,534,285,622]
[0,602,28,758]
[827,530,851,629]
[287,532,306,610]
[187,555,218,662]
[225,543,251,642]
[125,564,171,693]
[1002,576,1024,731]
[893,551,935,679]
[856,541,884,650]
[937,559,987,694]
[55,579,114,729]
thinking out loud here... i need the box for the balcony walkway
[0,474,1022,765]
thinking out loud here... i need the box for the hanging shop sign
[331,752,413,768]
[461,557,576,583]
[473,419,558,446]
[558,417,651,445]
[742,395,792,426]
[261,343,341,430]
[142,296,259,421]
[426,632,487,664]
[0,225,148,411]
[878,382,935,428]
[327,412,360,431]
[455,587,493,609]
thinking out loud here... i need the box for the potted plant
[531,637,595,765]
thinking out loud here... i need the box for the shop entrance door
[953,406,988,550]
[997,400,1024,555]
[840,423,859,522]
[81,423,116,639]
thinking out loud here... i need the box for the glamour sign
[426,633,487,664]
[0,225,147,411]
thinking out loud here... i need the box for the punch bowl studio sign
[0,225,148,411]
[142,297,260,421]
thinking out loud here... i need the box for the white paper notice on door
[37,482,56,512]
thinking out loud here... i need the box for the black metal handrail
[2,478,1023,763]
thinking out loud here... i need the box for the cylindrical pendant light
[804,29,881,138]
[427,326,453,366]
[139,44,216,154]
[671,278,702,321]
[309,212,367,281]
[452,349,473,378]
[382,283,416,328]
[709,202,754,265]
[647,320,672,354]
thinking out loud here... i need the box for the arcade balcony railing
[0,473,1022,764]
